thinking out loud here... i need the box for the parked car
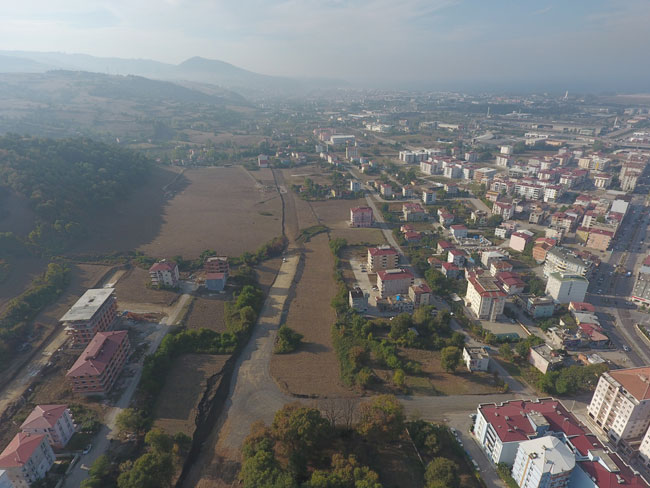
[82,444,92,455]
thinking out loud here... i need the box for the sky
[2,0,650,90]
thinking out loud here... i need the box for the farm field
[153,354,230,437]
[185,297,227,333]
[270,233,350,397]
[113,266,179,307]
[310,198,386,245]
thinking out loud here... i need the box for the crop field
[154,353,230,437]
[270,233,350,397]
[113,266,179,307]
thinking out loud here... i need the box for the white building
[329,134,355,145]
[545,273,588,304]
[148,260,180,287]
[350,180,361,192]
[511,436,574,488]
[466,272,506,321]
[377,269,414,298]
[543,247,589,278]
[422,188,437,205]
[463,347,490,372]
[0,433,55,487]
[20,405,75,448]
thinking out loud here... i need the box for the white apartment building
[545,273,588,304]
[511,436,574,488]
[543,247,589,278]
[0,433,55,487]
[148,260,180,287]
[463,347,490,372]
[466,272,506,321]
[20,405,75,448]
[376,269,414,298]
[513,182,543,200]
[588,367,650,448]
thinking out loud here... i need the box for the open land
[113,266,179,306]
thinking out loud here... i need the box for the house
[496,272,526,295]
[377,269,414,298]
[148,260,179,288]
[466,271,506,320]
[529,343,564,374]
[349,180,361,192]
[447,249,466,267]
[441,262,463,279]
[60,288,118,347]
[436,240,454,254]
[380,183,393,198]
[462,346,490,372]
[20,405,75,448]
[532,238,557,263]
[450,224,468,240]
[546,273,589,304]
[402,202,427,221]
[367,246,399,271]
[403,230,422,242]
[409,283,432,308]
[527,296,555,318]
[350,206,374,228]
[569,302,596,314]
[206,272,227,291]
[349,287,367,311]
[0,433,55,487]
[422,188,437,205]
[402,186,414,198]
[494,226,510,239]
[205,256,229,276]
[66,330,130,395]
[258,154,269,168]
[481,250,507,268]
[509,230,534,252]
[490,260,513,276]
[438,209,454,227]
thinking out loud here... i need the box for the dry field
[270,233,351,397]
[153,354,230,436]
[185,297,228,333]
[113,266,179,306]
[310,198,386,245]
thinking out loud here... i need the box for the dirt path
[181,253,299,488]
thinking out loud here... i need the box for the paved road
[62,289,193,487]
[181,253,299,487]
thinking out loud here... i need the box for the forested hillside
[0,134,151,252]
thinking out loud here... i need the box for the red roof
[449,249,465,256]
[644,255,650,266]
[351,206,372,214]
[206,272,226,280]
[450,224,467,230]
[67,331,128,378]
[442,262,459,271]
[377,269,414,281]
[437,240,453,249]
[570,301,595,313]
[411,283,432,294]
[0,433,47,468]
[608,367,650,401]
[21,405,68,430]
[368,246,398,257]
[579,455,649,488]
[149,261,176,272]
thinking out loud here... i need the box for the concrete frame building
[376,269,414,299]
[148,260,179,288]
[511,436,574,488]
[545,273,588,304]
[60,288,117,347]
[350,206,374,228]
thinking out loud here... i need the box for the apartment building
[545,273,588,304]
[66,330,130,395]
[632,256,650,305]
[402,202,427,221]
[466,272,506,321]
[463,346,490,372]
[408,283,432,308]
[205,256,229,276]
[421,188,437,204]
[492,201,514,221]
[509,230,534,252]
[367,246,399,271]
[20,405,75,449]
[350,206,374,228]
[511,436,574,488]
[148,260,179,287]
[0,433,55,487]
[60,288,117,347]
[543,247,589,278]
[376,269,414,298]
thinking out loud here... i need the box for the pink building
[0,433,55,486]
[148,260,179,287]
[20,405,76,448]
[509,230,534,252]
[350,206,374,228]
[66,331,130,395]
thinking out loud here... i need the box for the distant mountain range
[0,51,345,95]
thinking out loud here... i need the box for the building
[66,330,130,395]
[493,201,514,221]
[490,260,513,276]
[529,344,564,374]
[589,367,650,450]
[585,228,614,251]
[205,272,227,291]
[329,134,355,146]
[379,183,393,198]
[0,433,55,486]
[349,180,361,192]
[257,154,269,168]
[408,283,432,308]
[632,256,650,305]
[533,238,557,263]
[377,269,414,299]
[148,260,179,288]
[511,436,575,488]
[543,247,589,278]
[0,471,10,488]
[527,297,555,319]
[438,209,454,226]
[349,287,367,311]
[60,288,118,347]
[546,273,588,304]
[205,256,229,276]
[422,188,437,205]
[497,272,526,296]
[481,250,507,268]
[594,173,612,189]
[437,240,454,254]
[20,405,75,449]
[441,262,463,279]
[450,224,468,240]
[367,246,399,271]
[346,146,359,161]
[350,206,374,228]
[463,346,490,372]
[466,272,506,321]
[510,230,534,252]
[402,202,427,221]
[448,248,466,267]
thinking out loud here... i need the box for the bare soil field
[310,198,386,245]
[154,354,229,437]
[270,233,351,397]
[185,297,228,333]
[138,167,282,258]
[113,266,179,306]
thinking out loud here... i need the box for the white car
[82,444,92,455]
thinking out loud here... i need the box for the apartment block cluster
[475,395,650,488]
[0,405,76,486]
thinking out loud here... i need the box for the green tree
[117,452,175,488]
[115,408,148,435]
[307,454,382,488]
[145,428,173,453]
[80,455,112,488]
[440,346,461,373]
[357,394,405,442]
[499,344,514,362]
[393,369,406,389]
[425,458,460,488]
[271,403,330,459]
[274,326,304,354]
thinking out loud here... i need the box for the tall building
[466,271,506,321]
[148,260,179,287]
[0,433,55,486]
[511,436,574,488]
[376,269,414,298]
[544,247,589,278]
[20,405,76,448]
[545,273,589,304]
[367,246,399,271]
[60,288,117,347]
[350,206,374,228]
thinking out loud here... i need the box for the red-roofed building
[586,228,614,251]
[66,330,130,395]
[442,262,463,279]
[377,269,414,298]
[367,246,399,271]
[450,224,468,239]
[492,201,514,220]
[402,202,427,221]
[509,230,534,252]
[0,433,55,486]
[409,283,432,308]
[350,206,374,228]
[569,302,596,313]
[533,238,557,263]
[447,248,466,266]
[20,405,75,448]
[496,273,525,296]
[403,230,422,242]
[149,260,179,287]
[466,271,506,320]
[490,260,513,276]
[438,209,454,227]
[437,240,453,254]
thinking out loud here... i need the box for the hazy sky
[2,0,650,88]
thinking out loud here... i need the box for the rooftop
[0,433,46,468]
[517,436,575,475]
[60,288,115,322]
[368,246,398,257]
[607,367,650,402]
[20,405,68,431]
[149,260,176,273]
[377,269,414,281]
[67,330,128,378]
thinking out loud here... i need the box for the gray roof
[60,288,115,322]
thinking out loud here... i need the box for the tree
[274,326,304,354]
[527,276,546,296]
[357,394,405,442]
[145,428,173,453]
[80,455,112,488]
[393,369,406,389]
[307,454,382,488]
[425,458,460,488]
[271,403,330,459]
[117,452,175,488]
[499,344,514,362]
[440,346,461,373]
[115,408,148,435]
